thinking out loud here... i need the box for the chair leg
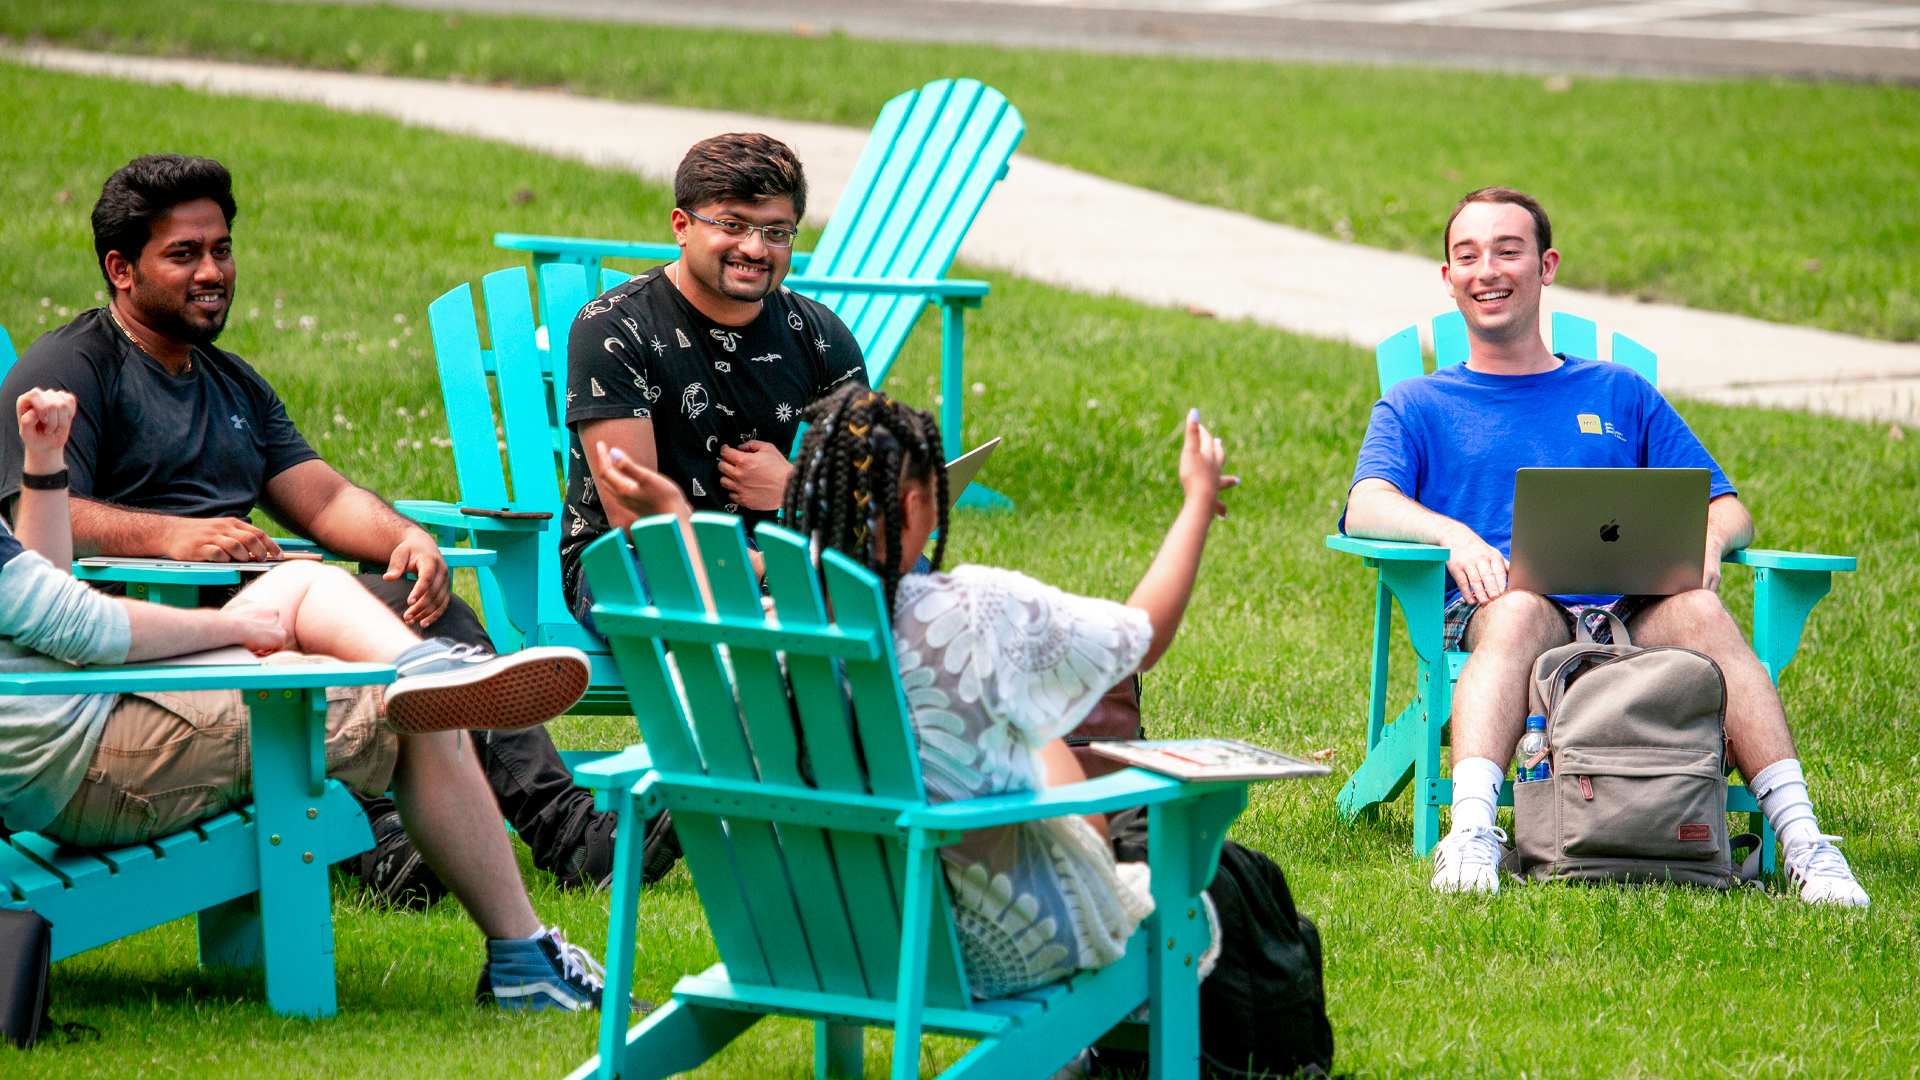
[891,833,939,1080]
[816,1021,864,1080]
[1756,811,1777,875]
[197,893,263,970]
[596,787,648,1080]
[250,691,340,1018]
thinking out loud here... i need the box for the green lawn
[2,0,1919,344]
[5,60,1920,1079]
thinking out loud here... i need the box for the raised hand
[1178,408,1238,519]
[596,442,694,521]
[16,388,76,471]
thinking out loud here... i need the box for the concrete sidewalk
[19,46,1920,425]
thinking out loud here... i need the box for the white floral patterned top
[893,564,1156,999]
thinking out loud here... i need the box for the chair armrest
[494,233,680,263]
[897,769,1239,831]
[72,561,242,586]
[1723,548,1857,572]
[0,662,392,696]
[1325,535,1450,562]
[785,276,990,301]
[274,537,346,561]
[570,743,655,791]
[394,499,551,533]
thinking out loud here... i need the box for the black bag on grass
[1109,812,1336,1078]
[0,907,51,1049]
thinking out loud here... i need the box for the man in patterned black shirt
[560,133,866,626]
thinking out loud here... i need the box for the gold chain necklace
[107,304,191,373]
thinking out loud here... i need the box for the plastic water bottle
[1516,715,1551,782]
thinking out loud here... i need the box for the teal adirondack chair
[397,264,625,719]
[400,258,1004,727]
[0,325,16,381]
[1328,311,1855,871]
[568,514,1256,1080]
[495,77,1023,509]
[0,661,390,1017]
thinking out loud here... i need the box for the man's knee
[1633,589,1743,644]
[1465,590,1569,653]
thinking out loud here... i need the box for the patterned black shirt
[560,270,866,607]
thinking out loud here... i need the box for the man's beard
[130,273,229,347]
[714,257,776,302]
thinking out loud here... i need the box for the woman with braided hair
[592,381,1236,1001]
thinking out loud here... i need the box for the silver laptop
[1508,468,1709,596]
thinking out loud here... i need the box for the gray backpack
[1510,616,1759,889]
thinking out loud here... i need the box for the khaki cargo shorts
[39,653,396,850]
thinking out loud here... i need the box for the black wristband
[20,469,69,491]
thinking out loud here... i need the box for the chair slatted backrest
[580,514,972,1006]
[797,78,1024,387]
[428,266,597,639]
[1376,310,1659,394]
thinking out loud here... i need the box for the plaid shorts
[1442,594,1654,653]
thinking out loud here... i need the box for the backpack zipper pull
[1579,775,1594,800]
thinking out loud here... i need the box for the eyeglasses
[683,208,798,248]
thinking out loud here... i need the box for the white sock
[1450,757,1504,834]
[528,925,551,941]
[1753,758,1821,850]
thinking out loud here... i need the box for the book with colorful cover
[1090,738,1331,782]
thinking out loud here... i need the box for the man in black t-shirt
[561,133,867,625]
[0,155,624,904]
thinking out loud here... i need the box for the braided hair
[782,383,949,608]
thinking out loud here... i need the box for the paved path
[274,0,1920,81]
[19,47,1920,424]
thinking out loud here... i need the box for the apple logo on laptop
[1600,519,1621,543]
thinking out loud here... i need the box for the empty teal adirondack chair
[494,77,1023,508]
[0,661,390,1017]
[568,514,1255,1080]
[1327,311,1855,870]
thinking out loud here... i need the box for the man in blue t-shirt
[1342,188,1866,906]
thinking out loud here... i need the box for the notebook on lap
[1507,467,1709,597]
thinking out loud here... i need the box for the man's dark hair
[674,133,807,222]
[782,383,946,609]
[1442,186,1551,260]
[91,154,238,286]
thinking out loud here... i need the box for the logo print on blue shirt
[230,414,248,430]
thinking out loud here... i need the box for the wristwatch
[20,469,69,491]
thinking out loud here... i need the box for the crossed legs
[226,563,539,939]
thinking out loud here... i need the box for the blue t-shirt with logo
[1346,355,1734,606]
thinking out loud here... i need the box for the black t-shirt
[561,270,867,605]
[0,308,320,521]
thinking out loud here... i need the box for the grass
[1,1,1918,344]
[5,59,1920,1079]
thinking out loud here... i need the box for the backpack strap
[1730,832,1765,884]
[1573,609,1633,648]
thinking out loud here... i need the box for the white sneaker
[1430,824,1508,895]
[1783,834,1870,908]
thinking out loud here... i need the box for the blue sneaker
[476,928,651,1014]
